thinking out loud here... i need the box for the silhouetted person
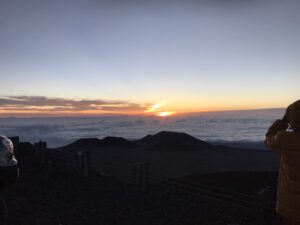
[265,100,300,225]
[0,135,18,224]
[0,135,18,189]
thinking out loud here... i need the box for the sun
[157,111,175,117]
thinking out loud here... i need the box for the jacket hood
[287,100,300,131]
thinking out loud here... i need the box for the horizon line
[0,107,285,119]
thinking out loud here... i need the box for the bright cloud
[145,100,176,116]
[0,96,146,116]
[145,100,170,113]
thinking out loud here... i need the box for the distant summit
[56,136,137,151]
[135,131,213,151]
[102,136,138,148]
[60,138,103,150]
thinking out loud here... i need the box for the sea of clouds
[0,109,285,150]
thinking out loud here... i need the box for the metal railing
[19,139,281,225]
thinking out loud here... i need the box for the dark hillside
[136,131,214,151]
[102,136,138,148]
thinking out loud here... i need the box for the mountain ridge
[54,131,216,151]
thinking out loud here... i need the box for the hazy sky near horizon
[0,0,299,116]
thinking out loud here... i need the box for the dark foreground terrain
[1,141,282,225]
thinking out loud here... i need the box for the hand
[282,105,291,123]
[282,114,288,123]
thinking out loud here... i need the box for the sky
[0,0,299,116]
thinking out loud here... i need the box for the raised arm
[265,117,289,154]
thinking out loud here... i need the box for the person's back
[266,100,300,225]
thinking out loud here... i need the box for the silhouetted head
[286,100,300,132]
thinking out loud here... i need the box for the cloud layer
[0,96,146,116]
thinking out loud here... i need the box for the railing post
[138,163,143,186]
[40,141,46,164]
[77,151,83,169]
[77,151,90,177]
[133,162,149,193]
[83,151,90,178]
[133,164,138,185]
[34,142,39,157]
[142,162,149,193]
[9,136,19,156]
[33,141,46,163]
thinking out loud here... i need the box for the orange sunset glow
[0,96,294,117]
[158,111,175,117]
[143,101,177,117]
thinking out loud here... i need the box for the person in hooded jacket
[265,100,300,225]
[0,135,18,224]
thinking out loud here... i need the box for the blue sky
[0,0,299,115]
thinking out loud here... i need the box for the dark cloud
[0,96,145,114]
